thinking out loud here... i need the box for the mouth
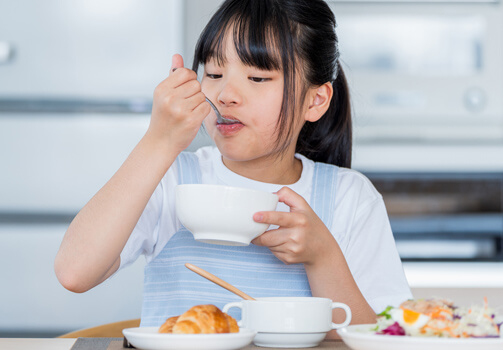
[215,116,245,135]
[217,115,242,125]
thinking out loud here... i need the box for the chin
[215,144,253,163]
[216,146,242,161]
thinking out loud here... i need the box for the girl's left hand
[251,187,336,266]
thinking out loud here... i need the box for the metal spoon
[185,263,256,300]
[205,97,236,124]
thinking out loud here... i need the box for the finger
[170,69,199,89]
[176,79,203,99]
[275,187,309,212]
[192,99,212,120]
[170,54,184,75]
[253,210,298,228]
[252,228,287,247]
[184,92,208,113]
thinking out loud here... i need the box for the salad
[374,298,503,338]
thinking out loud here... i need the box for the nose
[217,80,242,107]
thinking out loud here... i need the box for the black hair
[192,0,352,168]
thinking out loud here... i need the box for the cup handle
[330,302,352,329]
[222,302,244,327]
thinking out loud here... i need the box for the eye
[206,74,222,79]
[249,77,271,83]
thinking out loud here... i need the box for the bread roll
[158,304,239,334]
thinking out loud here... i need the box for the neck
[222,152,303,185]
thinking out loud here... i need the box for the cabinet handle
[0,42,13,63]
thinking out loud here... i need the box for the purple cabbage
[378,322,406,336]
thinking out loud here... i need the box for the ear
[304,82,333,123]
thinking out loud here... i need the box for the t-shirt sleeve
[118,162,180,271]
[118,180,165,270]
[336,172,413,313]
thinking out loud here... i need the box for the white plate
[122,327,256,350]
[337,324,503,350]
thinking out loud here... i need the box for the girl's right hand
[147,54,211,153]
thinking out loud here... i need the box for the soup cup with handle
[223,296,352,348]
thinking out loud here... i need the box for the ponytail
[296,64,352,168]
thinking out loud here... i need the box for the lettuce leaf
[377,306,394,320]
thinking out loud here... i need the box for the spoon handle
[185,263,256,301]
[205,97,235,124]
[205,97,224,123]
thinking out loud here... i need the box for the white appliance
[0,0,216,337]
[328,0,503,171]
[328,0,503,304]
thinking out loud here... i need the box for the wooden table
[0,338,351,350]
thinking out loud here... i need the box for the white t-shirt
[119,146,412,313]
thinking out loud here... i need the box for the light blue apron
[140,152,339,326]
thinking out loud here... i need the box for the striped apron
[140,152,339,326]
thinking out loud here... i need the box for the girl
[55,0,412,338]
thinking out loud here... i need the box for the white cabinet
[0,224,145,336]
[0,115,212,336]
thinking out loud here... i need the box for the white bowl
[175,184,278,246]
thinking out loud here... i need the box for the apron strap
[311,162,339,230]
[176,152,202,185]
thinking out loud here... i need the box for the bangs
[192,2,291,72]
[192,0,299,155]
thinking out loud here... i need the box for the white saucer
[253,332,327,348]
[123,327,256,350]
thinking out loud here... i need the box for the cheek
[203,118,215,134]
[257,95,284,127]
[200,77,216,97]
[200,79,209,95]
[254,111,281,143]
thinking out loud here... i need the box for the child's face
[201,34,296,164]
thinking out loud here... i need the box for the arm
[252,187,376,338]
[303,237,376,338]
[54,54,211,293]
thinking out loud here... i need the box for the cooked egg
[391,308,430,329]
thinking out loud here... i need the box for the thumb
[170,54,184,74]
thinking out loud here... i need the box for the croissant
[158,316,179,333]
[159,304,239,334]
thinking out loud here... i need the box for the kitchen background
[1,0,502,338]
